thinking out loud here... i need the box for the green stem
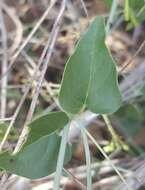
[53,124,69,190]
[103,115,129,151]
[106,0,119,34]
[102,114,119,142]
[81,127,92,190]
[124,0,130,21]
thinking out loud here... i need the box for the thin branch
[0,117,13,122]
[80,0,88,17]
[0,2,8,119]
[106,0,119,34]
[63,168,87,190]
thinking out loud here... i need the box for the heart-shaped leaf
[59,16,122,114]
[0,112,71,179]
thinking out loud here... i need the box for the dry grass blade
[1,2,23,55]
[80,0,88,17]
[0,0,57,82]
[120,38,145,72]
[0,0,59,152]
[0,1,8,119]
[63,168,87,190]
[0,86,29,151]
[22,50,59,105]
[13,0,67,154]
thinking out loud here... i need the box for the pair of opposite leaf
[0,16,122,179]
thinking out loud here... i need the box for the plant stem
[106,0,119,34]
[0,2,8,119]
[81,127,92,190]
[124,0,130,21]
[53,124,69,190]
[103,114,129,151]
[102,114,119,142]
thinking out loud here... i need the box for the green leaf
[59,16,122,115]
[0,112,71,179]
[104,0,112,8]
[26,111,69,145]
[129,0,144,10]
[0,133,71,179]
[113,104,143,138]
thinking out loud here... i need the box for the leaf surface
[0,133,71,179]
[26,111,69,145]
[59,16,122,114]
